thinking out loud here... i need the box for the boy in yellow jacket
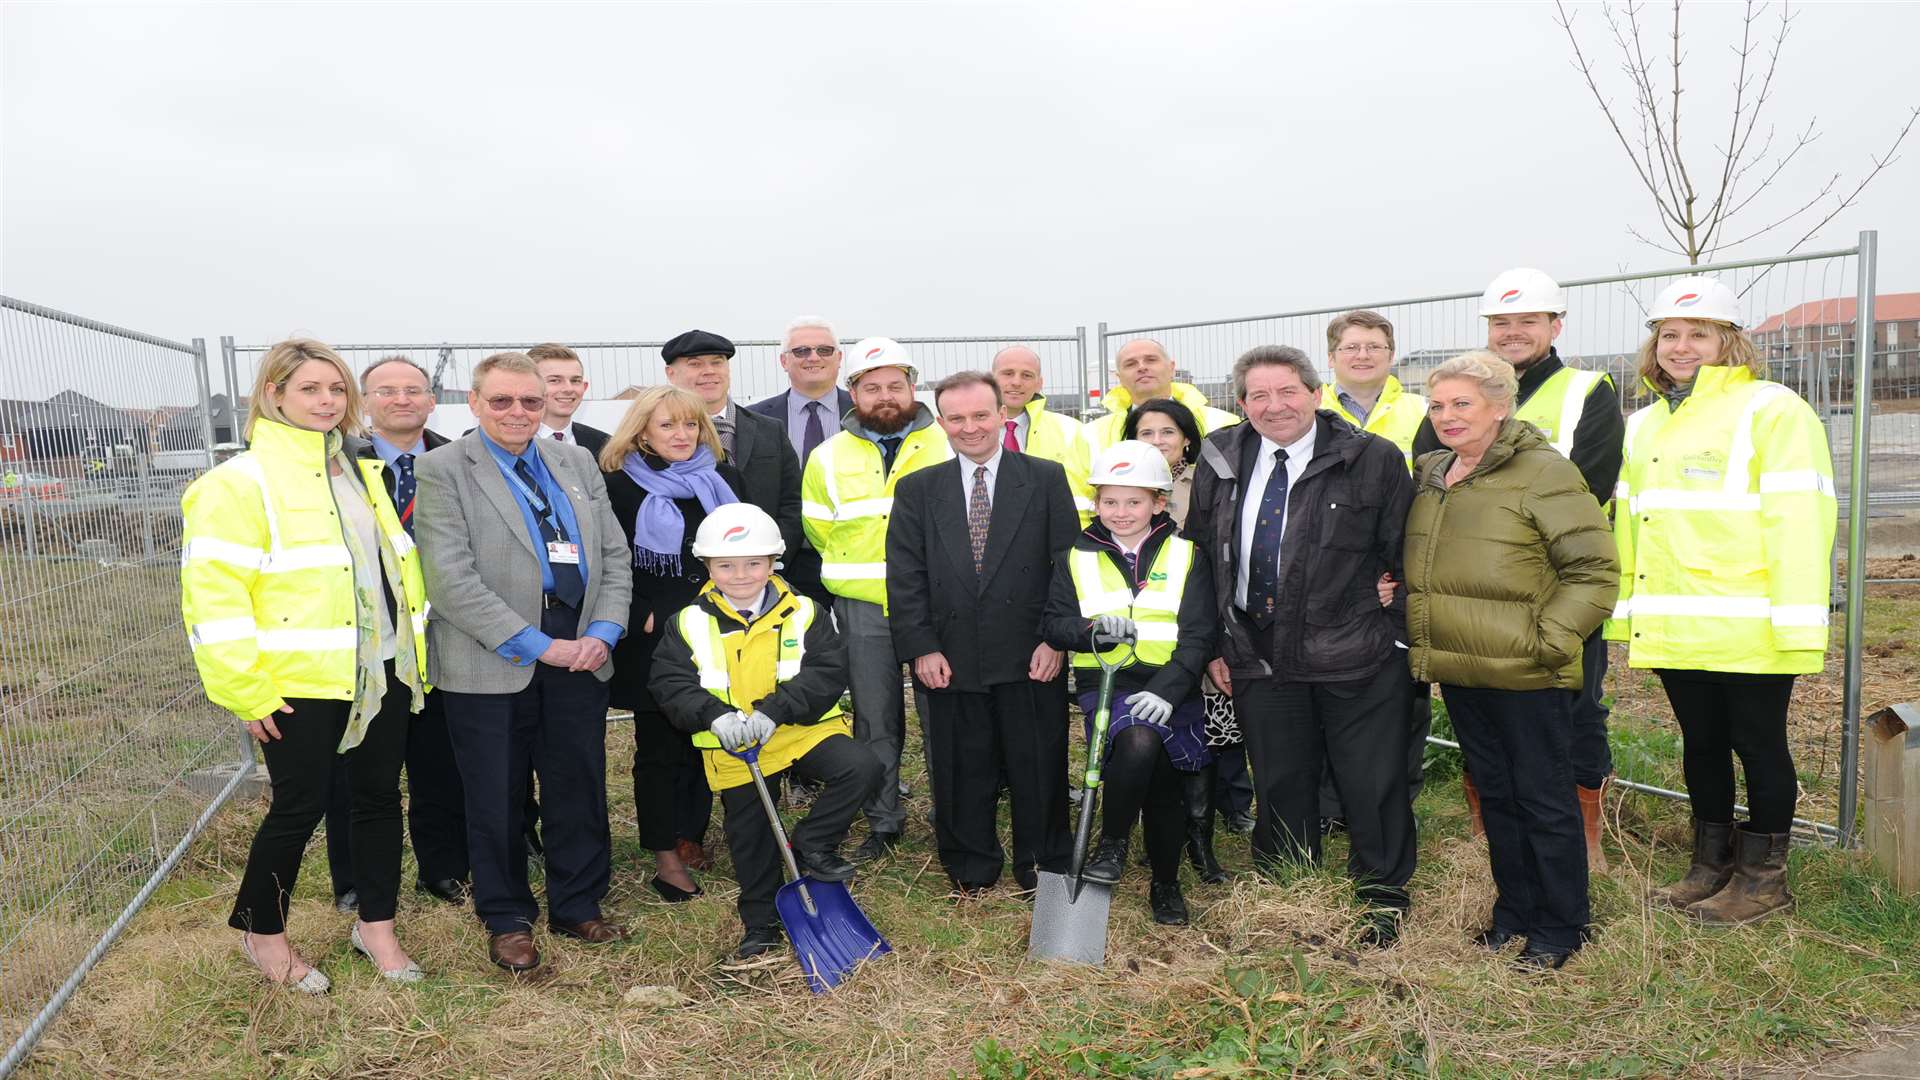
[649,503,882,960]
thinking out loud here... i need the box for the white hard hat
[1646,276,1743,330]
[843,337,919,388]
[1088,440,1174,492]
[691,503,786,558]
[1480,267,1567,317]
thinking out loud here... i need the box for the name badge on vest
[547,540,582,565]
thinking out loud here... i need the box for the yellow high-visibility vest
[180,420,428,722]
[1084,382,1240,454]
[1321,375,1428,472]
[1604,365,1836,674]
[1516,366,1610,460]
[1067,536,1194,668]
[1019,396,1095,523]
[799,420,950,610]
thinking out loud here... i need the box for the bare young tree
[1554,0,1917,264]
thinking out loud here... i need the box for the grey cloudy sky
[3,0,1916,353]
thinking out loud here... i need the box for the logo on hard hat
[1675,293,1702,308]
[1499,289,1523,304]
[865,346,885,361]
[1110,461,1133,474]
[723,526,749,542]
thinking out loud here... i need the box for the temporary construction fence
[0,297,249,1077]
[0,233,1895,1075]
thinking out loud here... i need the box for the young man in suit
[746,316,855,607]
[530,343,610,455]
[414,352,634,975]
[886,371,1081,894]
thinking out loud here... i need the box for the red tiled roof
[1751,293,1920,334]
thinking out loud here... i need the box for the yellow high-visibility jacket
[1516,366,1611,460]
[180,420,428,722]
[1604,365,1836,674]
[1321,376,1427,472]
[1019,395,1095,523]
[799,407,950,609]
[1084,381,1240,454]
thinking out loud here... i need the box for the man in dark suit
[415,351,633,974]
[746,316,855,607]
[661,329,802,560]
[886,371,1081,893]
[530,343,610,455]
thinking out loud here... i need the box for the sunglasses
[481,395,546,413]
[787,345,839,359]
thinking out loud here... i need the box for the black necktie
[802,401,826,465]
[878,436,903,476]
[513,458,585,609]
[1246,448,1289,629]
[392,452,417,536]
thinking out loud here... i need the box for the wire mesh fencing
[0,297,250,1077]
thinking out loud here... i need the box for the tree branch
[1555,1,1676,217]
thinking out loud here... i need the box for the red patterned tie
[1002,419,1020,452]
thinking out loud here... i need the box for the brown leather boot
[1577,780,1610,872]
[1688,826,1794,925]
[1652,818,1736,910]
[1462,772,1486,839]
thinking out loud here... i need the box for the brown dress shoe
[489,930,541,972]
[675,838,712,871]
[552,918,630,944]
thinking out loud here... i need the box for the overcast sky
[4,1,1916,356]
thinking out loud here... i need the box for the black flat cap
[662,329,736,364]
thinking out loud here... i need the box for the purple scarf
[620,446,736,574]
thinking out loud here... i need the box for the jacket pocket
[1319,494,1380,552]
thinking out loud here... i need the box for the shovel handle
[725,742,817,917]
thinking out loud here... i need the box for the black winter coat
[1041,515,1217,702]
[1182,411,1413,684]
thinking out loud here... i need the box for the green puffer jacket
[1405,419,1619,691]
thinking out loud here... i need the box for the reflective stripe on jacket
[1085,381,1241,453]
[1022,396,1095,523]
[1067,536,1194,668]
[1515,366,1609,460]
[180,420,428,722]
[1604,365,1835,674]
[799,421,950,609]
[1321,376,1427,472]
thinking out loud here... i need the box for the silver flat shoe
[351,922,425,983]
[240,933,330,994]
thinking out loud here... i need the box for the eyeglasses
[481,395,546,413]
[1334,344,1392,357]
[368,386,432,399]
[787,345,839,359]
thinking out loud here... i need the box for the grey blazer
[414,430,633,694]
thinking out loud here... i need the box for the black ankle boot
[1083,836,1128,886]
[1183,768,1227,884]
[1150,880,1189,925]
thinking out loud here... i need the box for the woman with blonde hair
[181,338,429,991]
[600,385,743,900]
[1609,277,1835,925]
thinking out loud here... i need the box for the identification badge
[547,541,581,565]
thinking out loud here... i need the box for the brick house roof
[1751,292,1920,334]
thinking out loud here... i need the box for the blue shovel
[715,738,892,993]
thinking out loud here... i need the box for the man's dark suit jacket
[726,405,804,573]
[885,452,1081,692]
[746,387,856,601]
[569,422,611,458]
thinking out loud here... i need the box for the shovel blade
[1027,870,1112,966]
[774,878,892,994]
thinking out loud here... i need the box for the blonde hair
[247,338,362,439]
[599,386,724,471]
[1426,350,1518,407]
[1637,319,1764,393]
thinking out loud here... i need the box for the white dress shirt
[538,421,579,443]
[959,445,1004,506]
[1235,422,1317,611]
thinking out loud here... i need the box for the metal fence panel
[0,298,247,1077]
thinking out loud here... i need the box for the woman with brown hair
[599,385,743,901]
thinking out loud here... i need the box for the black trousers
[1211,743,1254,819]
[1442,684,1590,951]
[1570,629,1613,787]
[719,734,882,929]
[442,626,613,934]
[632,707,713,852]
[1101,725,1186,883]
[922,677,1071,888]
[323,688,468,893]
[1656,669,1799,833]
[1320,678,1434,817]
[230,668,411,934]
[1234,658,1416,908]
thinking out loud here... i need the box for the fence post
[191,338,217,465]
[1840,229,1878,845]
[219,336,238,430]
[1096,321,1110,403]
[1074,325,1088,410]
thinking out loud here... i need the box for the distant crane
[429,345,455,400]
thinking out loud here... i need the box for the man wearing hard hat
[1085,339,1241,454]
[1412,268,1625,871]
[799,338,953,863]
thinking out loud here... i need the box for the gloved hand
[1094,614,1136,640]
[1127,691,1173,727]
[710,710,753,751]
[746,710,778,746]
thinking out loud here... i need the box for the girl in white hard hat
[1041,440,1219,925]
[648,503,882,961]
[1608,276,1836,926]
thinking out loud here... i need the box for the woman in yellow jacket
[1607,278,1836,925]
[181,339,430,991]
